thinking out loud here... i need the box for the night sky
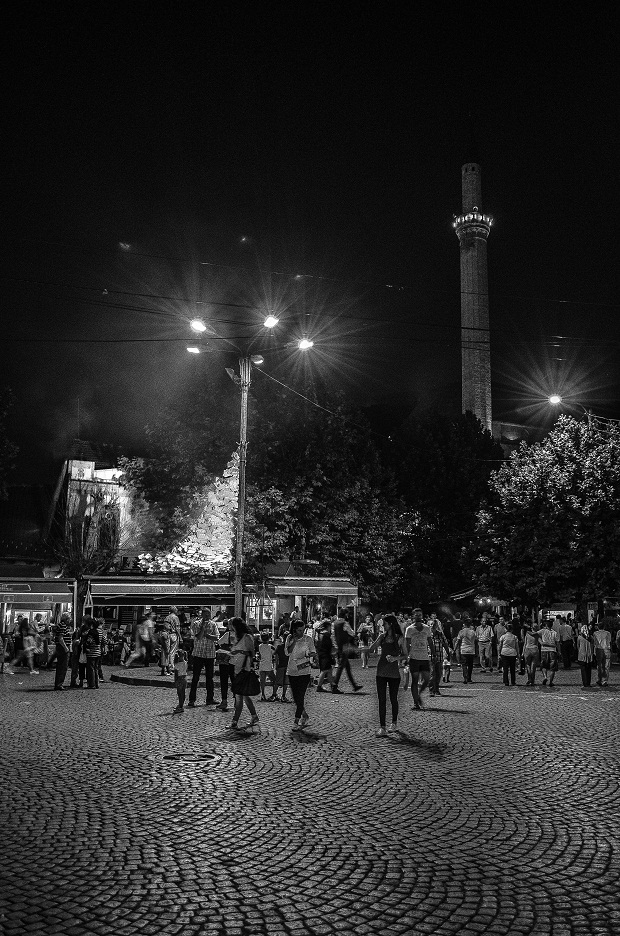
[3,5,619,481]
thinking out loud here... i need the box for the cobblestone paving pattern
[1,665,619,935]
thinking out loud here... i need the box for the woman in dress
[368,613,405,736]
[228,617,259,730]
[285,619,318,731]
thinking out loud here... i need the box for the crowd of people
[3,604,618,737]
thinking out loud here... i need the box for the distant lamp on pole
[548,394,562,406]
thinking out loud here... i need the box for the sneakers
[376,727,387,737]
[173,706,184,713]
[388,722,398,732]
[353,684,363,692]
[249,715,259,727]
[188,702,196,708]
[30,670,39,675]
[216,702,228,711]
[300,714,309,728]
[331,687,343,694]
[291,723,302,732]
[227,721,239,730]
[316,686,326,693]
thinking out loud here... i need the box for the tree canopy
[392,410,503,604]
[467,415,620,606]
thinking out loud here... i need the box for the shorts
[540,652,558,671]
[408,660,430,673]
[275,666,287,687]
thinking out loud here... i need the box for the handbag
[232,668,260,696]
[79,651,87,664]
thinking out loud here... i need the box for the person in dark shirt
[272,636,290,702]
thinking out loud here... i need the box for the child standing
[442,648,452,683]
[173,648,188,712]
[258,632,276,701]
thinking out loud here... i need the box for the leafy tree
[121,373,406,603]
[467,415,620,607]
[50,484,127,625]
[138,453,239,583]
[392,410,503,603]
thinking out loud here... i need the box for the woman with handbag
[228,617,260,730]
[285,619,318,731]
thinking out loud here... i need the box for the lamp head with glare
[190,319,207,332]
[264,315,279,329]
[187,347,201,354]
[250,355,264,366]
[298,339,314,350]
[548,395,562,406]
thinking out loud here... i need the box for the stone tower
[454,163,493,431]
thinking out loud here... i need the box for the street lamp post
[234,356,251,617]
[189,315,313,619]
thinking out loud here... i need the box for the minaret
[454,163,493,431]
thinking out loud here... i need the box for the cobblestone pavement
[1,661,619,936]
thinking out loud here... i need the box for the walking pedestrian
[272,634,291,702]
[559,618,575,669]
[216,619,236,711]
[428,616,450,695]
[6,617,39,675]
[358,615,374,669]
[475,615,494,672]
[593,621,612,687]
[52,612,72,690]
[406,609,434,710]
[315,621,336,693]
[173,648,188,713]
[285,619,318,731]
[83,617,102,689]
[577,625,595,687]
[522,622,541,686]
[369,613,405,736]
[228,617,260,731]
[498,622,521,687]
[163,607,181,675]
[188,613,219,708]
[258,632,276,700]
[124,614,154,668]
[332,613,362,693]
[539,620,561,687]
[454,616,476,684]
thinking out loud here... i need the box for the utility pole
[234,356,251,617]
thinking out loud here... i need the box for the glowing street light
[298,338,314,350]
[264,315,279,328]
[548,394,562,406]
[190,319,207,332]
[187,346,201,354]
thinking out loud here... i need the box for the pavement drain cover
[163,753,219,765]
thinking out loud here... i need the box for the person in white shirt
[475,617,494,672]
[559,620,575,669]
[406,609,434,710]
[593,623,612,687]
[454,617,477,684]
[285,620,318,731]
[539,623,561,686]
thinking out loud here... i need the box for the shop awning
[0,579,75,603]
[269,577,358,598]
[90,581,234,606]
